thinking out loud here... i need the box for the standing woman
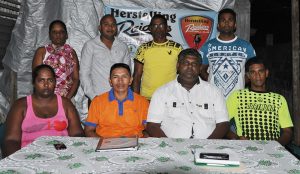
[32,20,79,99]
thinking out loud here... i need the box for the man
[84,63,149,138]
[200,8,256,98]
[2,65,84,157]
[80,14,131,100]
[226,57,293,145]
[146,49,229,139]
[132,14,182,100]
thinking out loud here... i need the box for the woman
[32,20,79,99]
[2,65,84,157]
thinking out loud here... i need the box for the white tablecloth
[0,136,299,174]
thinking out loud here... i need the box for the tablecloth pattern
[0,136,299,174]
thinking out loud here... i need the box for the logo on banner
[180,16,213,50]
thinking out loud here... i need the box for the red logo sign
[180,16,214,50]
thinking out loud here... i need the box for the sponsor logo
[180,16,213,50]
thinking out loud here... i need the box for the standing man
[80,14,131,100]
[132,14,182,100]
[146,49,229,139]
[84,63,149,138]
[226,57,293,146]
[200,8,256,98]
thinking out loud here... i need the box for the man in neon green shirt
[226,57,293,146]
[132,14,182,100]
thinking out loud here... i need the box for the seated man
[226,57,293,145]
[2,65,84,158]
[146,48,229,139]
[84,63,149,138]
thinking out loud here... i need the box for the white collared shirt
[147,77,229,138]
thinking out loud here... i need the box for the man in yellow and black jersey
[226,57,293,146]
[132,14,182,100]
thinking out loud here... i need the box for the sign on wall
[104,5,218,56]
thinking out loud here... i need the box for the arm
[225,130,248,140]
[32,47,46,70]
[62,97,84,137]
[145,122,167,138]
[84,125,99,137]
[132,60,143,94]
[66,50,79,99]
[2,99,26,158]
[207,121,229,139]
[277,127,293,146]
[200,64,209,81]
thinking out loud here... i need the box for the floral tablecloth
[0,136,299,174]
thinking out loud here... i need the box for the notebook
[96,137,139,152]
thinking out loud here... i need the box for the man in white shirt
[146,48,229,139]
[80,14,131,100]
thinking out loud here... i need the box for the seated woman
[2,65,84,158]
[32,20,79,99]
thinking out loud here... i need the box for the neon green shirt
[227,89,293,140]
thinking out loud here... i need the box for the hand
[239,136,249,140]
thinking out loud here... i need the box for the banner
[104,6,218,56]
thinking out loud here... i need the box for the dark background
[250,0,293,102]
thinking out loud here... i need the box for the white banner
[104,5,218,56]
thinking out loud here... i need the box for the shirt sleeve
[140,98,149,128]
[278,96,294,128]
[226,91,238,120]
[246,42,256,59]
[200,44,209,65]
[213,87,229,123]
[123,44,133,72]
[80,41,97,100]
[147,88,165,123]
[85,97,100,127]
[134,45,145,64]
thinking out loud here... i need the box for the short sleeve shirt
[86,89,149,138]
[147,78,229,138]
[200,36,256,98]
[226,89,293,140]
[134,40,182,100]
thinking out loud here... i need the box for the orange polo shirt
[85,89,149,138]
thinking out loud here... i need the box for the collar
[216,35,237,43]
[248,88,269,94]
[176,76,201,92]
[108,88,134,102]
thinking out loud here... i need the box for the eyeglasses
[151,23,167,29]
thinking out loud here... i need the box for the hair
[150,14,167,26]
[218,8,236,22]
[32,64,56,84]
[245,57,267,72]
[100,14,116,25]
[49,20,67,33]
[110,63,131,77]
[178,48,202,64]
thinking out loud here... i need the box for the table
[0,136,299,174]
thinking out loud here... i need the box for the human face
[49,23,67,47]
[217,13,236,35]
[99,16,117,40]
[247,63,269,91]
[34,68,56,98]
[149,18,168,42]
[109,67,133,93]
[177,55,201,81]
